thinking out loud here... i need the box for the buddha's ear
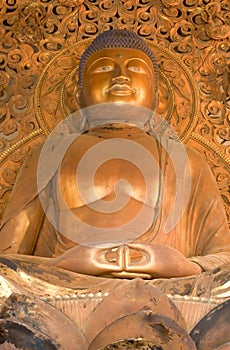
[75,87,80,104]
[153,90,159,111]
[75,86,82,108]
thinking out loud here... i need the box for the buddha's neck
[87,123,148,138]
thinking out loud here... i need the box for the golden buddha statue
[0,30,230,349]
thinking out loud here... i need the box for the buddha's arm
[187,196,230,271]
[0,145,46,255]
[0,196,45,255]
[188,214,230,272]
[185,148,230,271]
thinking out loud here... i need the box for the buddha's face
[78,48,157,110]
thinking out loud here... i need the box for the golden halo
[34,37,200,142]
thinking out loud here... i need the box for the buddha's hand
[49,244,125,276]
[121,243,202,278]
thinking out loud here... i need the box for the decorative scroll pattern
[0,0,229,221]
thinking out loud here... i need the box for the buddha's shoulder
[158,137,208,164]
[183,144,209,166]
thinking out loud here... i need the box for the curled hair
[78,29,158,91]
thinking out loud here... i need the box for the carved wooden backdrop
[0,0,229,223]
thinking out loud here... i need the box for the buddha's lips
[105,84,136,96]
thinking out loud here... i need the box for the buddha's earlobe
[155,90,159,108]
[152,90,159,111]
[75,87,81,107]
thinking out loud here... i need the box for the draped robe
[0,124,229,273]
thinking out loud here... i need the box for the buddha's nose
[112,74,130,84]
[112,65,130,83]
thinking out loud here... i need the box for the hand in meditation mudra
[0,30,230,280]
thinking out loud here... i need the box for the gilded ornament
[12,3,46,44]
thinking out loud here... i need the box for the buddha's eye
[128,66,146,73]
[93,65,114,73]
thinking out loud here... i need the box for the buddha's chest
[53,131,164,238]
[56,157,160,234]
[57,144,161,211]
